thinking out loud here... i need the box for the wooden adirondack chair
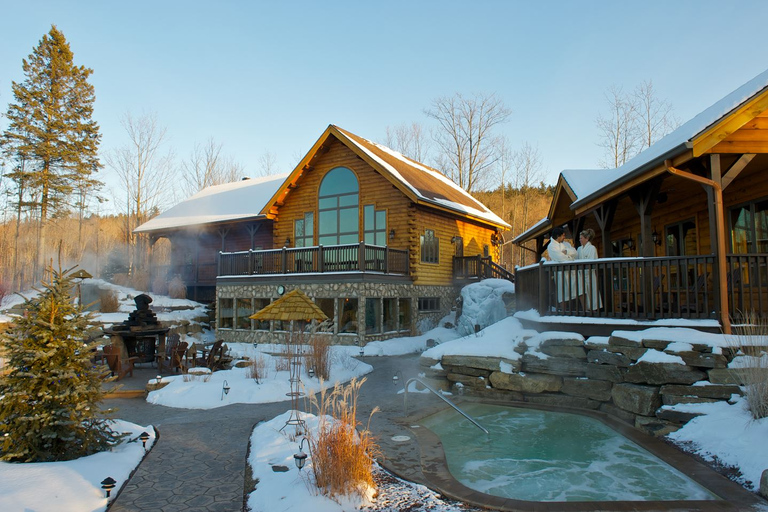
[169,341,189,373]
[196,340,225,371]
[103,344,139,380]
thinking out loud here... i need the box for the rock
[461,386,523,401]
[624,362,706,385]
[608,334,643,348]
[606,345,648,361]
[611,383,661,416]
[539,344,587,359]
[521,355,588,376]
[655,408,703,424]
[586,363,625,383]
[561,378,612,401]
[442,354,520,373]
[489,371,563,393]
[661,395,720,406]
[760,469,768,499]
[539,335,585,347]
[599,403,637,425]
[587,349,631,367]
[642,338,671,351]
[634,416,680,437]
[443,365,492,378]
[446,372,486,389]
[660,384,742,400]
[420,354,441,368]
[707,368,745,385]
[146,380,170,392]
[525,393,601,410]
[670,351,728,369]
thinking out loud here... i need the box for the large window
[252,298,270,330]
[295,212,314,247]
[399,298,412,331]
[236,298,251,329]
[420,229,439,263]
[219,298,234,329]
[364,205,387,245]
[731,199,768,253]
[665,219,696,256]
[319,167,359,245]
[365,298,381,333]
[338,298,358,333]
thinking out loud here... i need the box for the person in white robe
[577,228,602,310]
[547,227,577,304]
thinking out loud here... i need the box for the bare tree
[513,142,543,265]
[385,122,430,162]
[257,151,278,177]
[180,138,245,196]
[425,92,512,192]
[106,112,176,273]
[635,80,679,149]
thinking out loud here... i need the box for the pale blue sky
[2,0,768,207]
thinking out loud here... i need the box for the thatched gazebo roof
[248,288,328,322]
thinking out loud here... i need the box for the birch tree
[385,122,430,163]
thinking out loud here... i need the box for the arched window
[318,167,359,245]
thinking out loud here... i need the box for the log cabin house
[137,125,511,345]
[514,69,768,334]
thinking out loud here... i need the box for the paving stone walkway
[105,354,436,512]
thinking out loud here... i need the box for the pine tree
[0,265,119,462]
[1,25,102,280]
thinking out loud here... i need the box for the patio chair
[103,344,139,380]
[169,341,189,373]
[196,339,225,371]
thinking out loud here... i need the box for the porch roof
[134,174,288,234]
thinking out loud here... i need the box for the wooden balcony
[515,254,768,321]
[218,242,410,277]
[453,255,515,283]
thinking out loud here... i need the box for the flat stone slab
[561,377,612,401]
[489,371,562,393]
[624,362,706,385]
[660,384,742,400]
[587,349,631,367]
[612,383,661,416]
[586,363,625,383]
[441,354,520,372]
[521,354,588,376]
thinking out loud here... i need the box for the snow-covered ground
[1,279,767,510]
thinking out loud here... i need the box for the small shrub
[247,354,268,383]
[151,275,168,296]
[111,273,130,287]
[305,377,379,500]
[730,311,768,420]
[306,331,332,381]
[98,289,119,313]
[168,275,187,299]
[182,368,211,382]
[131,270,150,292]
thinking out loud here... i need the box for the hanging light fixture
[101,477,117,498]
[294,438,309,470]
[221,380,230,401]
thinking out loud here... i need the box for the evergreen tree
[1,25,102,279]
[0,265,119,462]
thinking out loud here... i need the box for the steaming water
[420,403,717,502]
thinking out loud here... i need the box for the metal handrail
[403,378,489,435]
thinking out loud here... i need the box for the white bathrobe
[548,237,577,302]
[577,241,602,310]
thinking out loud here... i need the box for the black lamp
[626,238,635,250]
[652,230,661,246]
[294,438,309,470]
[101,477,117,498]
[221,380,230,401]
[308,367,315,378]
[284,237,291,247]
[139,431,150,449]
[392,370,403,387]
[389,229,395,240]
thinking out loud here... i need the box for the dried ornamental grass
[305,377,380,501]
[248,354,268,383]
[306,321,332,380]
[98,289,119,313]
[730,310,768,420]
[168,275,187,299]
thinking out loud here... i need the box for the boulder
[661,395,720,406]
[442,354,521,373]
[586,363,625,383]
[462,386,523,401]
[521,355,588,376]
[489,371,563,393]
[539,344,587,359]
[599,403,637,425]
[670,351,728,369]
[611,383,661,416]
[707,368,746,385]
[446,372,487,389]
[443,365,492,378]
[608,334,643,348]
[634,416,680,437]
[525,393,601,410]
[587,349,631,367]
[655,408,703,424]
[660,384,742,400]
[606,345,648,361]
[624,362,706,385]
[642,338,672,351]
[561,378,613,401]
[760,469,768,500]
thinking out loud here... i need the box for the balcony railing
[454,255,515,282]
[515,254,768,321]
[218,242,409,277]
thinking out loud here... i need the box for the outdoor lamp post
[308,367,315,378]
[359,344,364,357]
[393,370,403,387]
[156,375,162,384]
[139,431,150,450]
[101,477,117,498]
[293,438,309,470]
[221,380,230,401]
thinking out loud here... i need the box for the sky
[2,0,768,213]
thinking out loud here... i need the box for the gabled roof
[134,174,288,234]
[263,125,510,229]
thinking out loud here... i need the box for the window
[730,199,768,253]
[665,219,696,256]
[364,205,387,245]
[318,167,359,245]
[252,298,270,330]
[338,298,358,333]
[420,229,439,263]
[365,298,381,333]
[418,297,440,312]
[315,298,335,330]
[235,298,251,329]
[383,298,397,332]
[294,212,314,248]
[218,298,234,329]
[398,298,412,330]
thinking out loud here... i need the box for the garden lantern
[221,380,230,401]
[156,375,162,383]
[101,477,116,498]
[393,370,403,387]
[308,367,315,378]
[139,431,149,449]
[294,438,309,470]
[359,345,364,357]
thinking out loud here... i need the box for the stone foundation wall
[217,281,459,345]
[421,331,745,437]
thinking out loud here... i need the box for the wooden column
[593,201,616,258]
[630,179,661,314]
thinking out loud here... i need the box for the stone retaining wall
[421,330,745,437]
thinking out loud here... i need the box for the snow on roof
[570,68,768,207]
[335,127,510,228]
[513,216,551,243]
[134,174,289,233]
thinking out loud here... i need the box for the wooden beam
[630,178,661,258]
[721,153,755,190]
[693,89,768,156]
[706,141,768,154]
[593,201,616,258]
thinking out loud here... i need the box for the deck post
[538,259,547,313]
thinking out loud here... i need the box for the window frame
[318,167,359,246]
[420,229,439,264]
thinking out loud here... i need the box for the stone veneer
[421,330,747,437]
[217,281,459,345]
